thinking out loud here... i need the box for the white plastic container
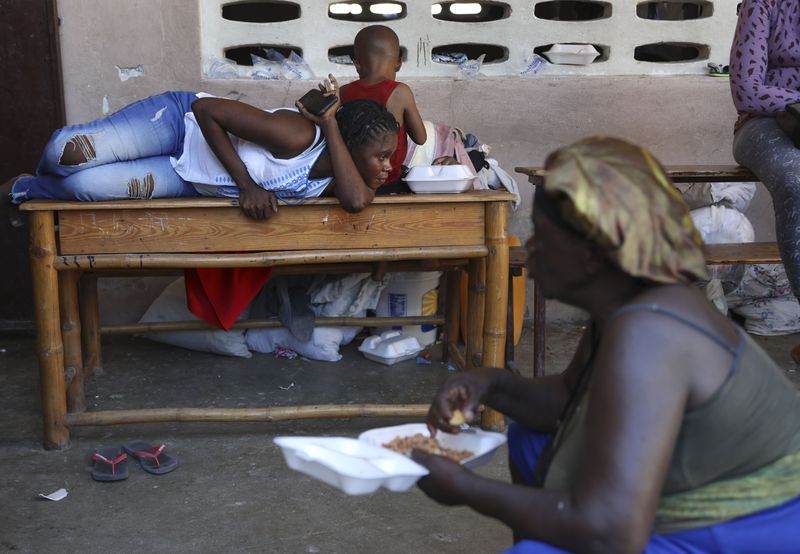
[358,331,423,365]
[543,44,600,65]
[375,271,441,346]
[358,423,508,469]
[273,436,428,495]
[405,165,474,193]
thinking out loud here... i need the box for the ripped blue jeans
[10,91,199,204]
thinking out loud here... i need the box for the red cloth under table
[184,267,272,331]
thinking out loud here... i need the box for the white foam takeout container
[358,331,423,365]
[275,423,507,495]
[274,436,429,495]
[358,423,508,470]
[543,44,600,65]
[405,165,474,194]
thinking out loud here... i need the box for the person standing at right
[341,25,427,186]
[730,0,800,361]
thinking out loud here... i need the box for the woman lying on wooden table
[412,136,800,553]
[2,75,399,221]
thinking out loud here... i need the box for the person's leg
[712,495,800,553]
[642,495,800,553]
[733,117,800,301]
[507,422,552,486]
[36,91,197,177]
[11,156,197,202]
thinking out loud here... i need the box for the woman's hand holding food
[426,370,492,436]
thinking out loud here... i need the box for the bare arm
[730,0,800,114]
[426,326,594,435]
[191,97,316,219]
[393,83,427,146]
[418,313,699,553]
[296,74,376,213]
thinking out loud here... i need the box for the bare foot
[1,174,30,228]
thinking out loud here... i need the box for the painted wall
[55,0,767,323]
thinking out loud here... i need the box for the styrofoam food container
[405,165,474,194]
[358,331,423,365]
[543,44,600,65]
[359,423,507,469]
[274,436,428,495]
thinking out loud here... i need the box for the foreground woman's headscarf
[540,136,708,284]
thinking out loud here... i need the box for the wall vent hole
[431,43,508,64]
[221,1,301,23]
[534,1,611,21]
[431,2,510,22]
[329,45,408,65]
[534,43,609,63]
[634,42,708,62]
[223,45,302,66]
[636,1,713,20]
[328,2,406,21]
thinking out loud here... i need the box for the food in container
[359,423,507,469]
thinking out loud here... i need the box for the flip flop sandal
[91,448,129,482]
[122,441,179,475]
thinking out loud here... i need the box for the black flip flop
[90,447,129,482]
[122,441,178,475]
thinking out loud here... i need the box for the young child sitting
[341,25,427,186]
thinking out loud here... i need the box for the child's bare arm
[394,83,427,146]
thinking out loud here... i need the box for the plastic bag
[432,52,468,65]
[457,54,485,80]
[245,327,346,362]
[690,205,755,245]
[678,182,757,212]
[249,53,281,80]
[263,48,313,80]
[691,205,754,284]
[519,52,548,76]
[206,56,239,79]
[726,264,800,335]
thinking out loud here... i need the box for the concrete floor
[0,303,798,554]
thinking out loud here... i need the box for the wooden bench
[514,165,782,377]
[20,191,516,449]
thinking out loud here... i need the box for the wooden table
[21,190,515,449]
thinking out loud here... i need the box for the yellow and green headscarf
[540,136,708,284]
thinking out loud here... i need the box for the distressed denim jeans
[11,91,199,203]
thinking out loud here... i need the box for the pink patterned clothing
[730,0,800,131]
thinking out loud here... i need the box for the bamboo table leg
[443,270,461,363]
[481,201,509,431]
[59,270,85,413]
[466,258,486,369]
[79,273,103,379]
[29,210,69,449]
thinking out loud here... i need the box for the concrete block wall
[55,0,762,324]
[201,1,739,77]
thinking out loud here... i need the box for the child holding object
[341,25,427,186]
